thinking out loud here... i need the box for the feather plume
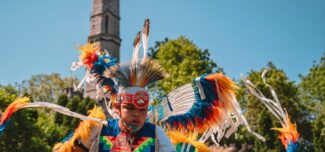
[242,70,299,151]
[23,102,107,125]
[78,42,100,70]
[1,98,107,124]
[0,97,29,124]
[132,31,141,63]
[110,59,168,88]
[141,19,150,62]
[271,113,299,150]
[0,97,108,138]
[71,42,118,99]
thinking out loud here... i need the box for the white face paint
[137,99,145,104]
[117,87,150,108]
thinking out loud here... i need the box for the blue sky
[0,0,324,86]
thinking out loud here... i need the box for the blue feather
[60,131,74,142]
[162,74,219,129]
[0,119,10,136]
[91,64,106,75]
[286,140,299,152]
[95,54,117,69]
[92,53,117,75]
[199,75,217,101]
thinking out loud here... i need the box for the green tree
[23,73,78,102]
[0,74,95,151]
[34,111,67,148]
[299,53,325,110]
[0,86,50,152]
[37,94,97,148]
[299,53,325,152]
[312,111,325,152]
[54,95,97,133]
[149,36,221,94]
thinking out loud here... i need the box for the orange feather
[0,97,30,124]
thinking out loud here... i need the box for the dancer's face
[119,103,148,129]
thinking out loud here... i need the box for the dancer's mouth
[132,120,140,125]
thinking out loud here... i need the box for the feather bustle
[147,73,263,143]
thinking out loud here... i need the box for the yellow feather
[79,42,99,59]
[53,106,106,152]
[166,131,210,152]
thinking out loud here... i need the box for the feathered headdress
[108,19,167,88]
[108,19,168,108]
[70,19,167,110]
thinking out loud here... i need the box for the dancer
[0,19,264,152]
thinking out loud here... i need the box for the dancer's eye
[123,105,134,110]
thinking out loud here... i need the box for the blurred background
[0,0,324,151]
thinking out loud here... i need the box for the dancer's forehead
[119,87,147,94]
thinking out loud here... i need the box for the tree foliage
[312,111,325,152]
[22,73,79,102]
[299,53,325,152]
[0,86,50,152]
[54,95,96,133]
[299,53,325,113]
[149,36,221,94]
[0,74,95,152]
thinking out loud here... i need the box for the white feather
[71,61,83,71]
[141,32,148,63]
[132,44,141,63]
[241,70,289,128]
[22,102,108,125]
